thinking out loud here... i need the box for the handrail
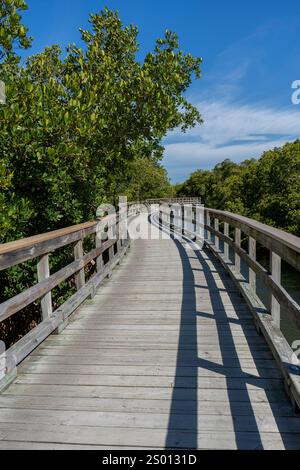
[0,221,97,255]
[206,208,300,269]
[206,208,300,254]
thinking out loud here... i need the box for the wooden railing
[145,197,201,206]
[158,202,300,411]
[0,205,139,391]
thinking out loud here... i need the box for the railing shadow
[149,216,296,449]
[165,236,199,449]
[196,249,298,450]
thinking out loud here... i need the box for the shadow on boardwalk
[153,222,298,450]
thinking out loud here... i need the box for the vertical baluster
[249,237,256,293]
[74,239,85,290]
[108,222,115,262]
[184,205,188,234]
[235,228,241,274]
[224,222,229,260]
[95,223,104,273]
[206,212,211,243]
[270,251,281,328]
[119,196,127,249]
[195,205,203,243]
[116,219,122,254]
[167,206,171,233]
[214,218,219,251]
[37,254,52,320]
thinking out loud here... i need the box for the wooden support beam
[95,227,104,273]
[224,222,229,260]
[206,212,211,243]
[37,254,52,320]
[235,228,241,274]
[108,225,115,263]
[195,205,202,241]
[249,237,256,293]
[271,251,281,328]
[74,240,85,290]
[214,218,219,251]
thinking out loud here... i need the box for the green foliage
[123,158,175,201]
[177,141,300,235]
[0,0,32,63]
[0,7,202,242]
[0,7,202,346]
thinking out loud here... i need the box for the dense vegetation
[176,140,300,236]
[0,2,202,243]
[0,1,202,345]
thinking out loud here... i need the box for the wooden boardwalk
[0,217,300,449]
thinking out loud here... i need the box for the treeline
[0,2,201,345]
[176,140,300,236]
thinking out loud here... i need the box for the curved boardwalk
[0,216,299,449]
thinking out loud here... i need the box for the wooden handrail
[0,213,122,271]
[145,197,201,205]
[0,221,97,255]
[206,208,300,264]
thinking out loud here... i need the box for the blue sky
[22,0,300,182]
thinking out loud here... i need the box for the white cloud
[163,100,300,182]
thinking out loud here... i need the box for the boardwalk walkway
[0,216,299,449]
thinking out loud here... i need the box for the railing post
[108,223,115,262]
[116,219,122,254]
[196,204,204,243]
[37,254,52,320]
[206,212,211,243]
[235,228,241,274]
[249,237,256,293]
[184,204,192,235]
[74,239,85,290]
[270,251,281,328]
[224,222,229,260]
[214,218,219,251]
[95,224,104,273]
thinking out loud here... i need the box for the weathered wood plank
[0,421,299,449]
[3,383,289,402]
[13,373,283,389]
[0,407,299,434]
[0,395,293,416]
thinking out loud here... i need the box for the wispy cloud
[164,100,300,182]
[162,14,300,182]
